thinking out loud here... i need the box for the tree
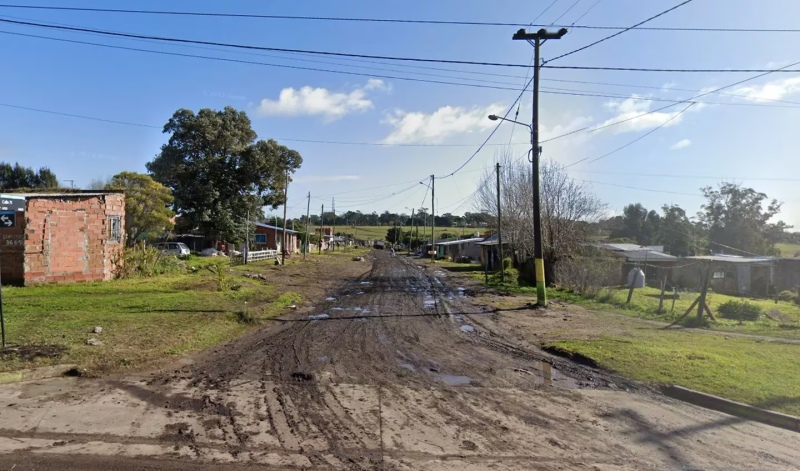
[105,172,175,244]
[386,226,402,244]
[147,107,302,242]
[698,183,789,256]
[475,150,605,269]
[0,162,58,189]
[87,176,112,190]
[660,205,699,256]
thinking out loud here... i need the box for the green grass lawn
[549,331,800,416]
[0,255,320,375]
[550,286,800,339]
[776,242,800,257]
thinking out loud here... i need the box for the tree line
[296,210,493,228]
[592,183,793,257]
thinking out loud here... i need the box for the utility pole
[304,192,311,260]
[331,197,336,251]
[430,175,435,262]
[513,27,567,307]
[496,162,505,282]
[409,208,414,255]
[281,168,289,266]
[244,209,249,265]
[319,204,324,254]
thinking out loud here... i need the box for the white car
[153,242,191,257]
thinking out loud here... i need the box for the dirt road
[0,251,798,470]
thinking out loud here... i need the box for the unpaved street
[0,251,798,470]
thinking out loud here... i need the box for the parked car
[153,242,191,257]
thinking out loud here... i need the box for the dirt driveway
[0,251,797,470]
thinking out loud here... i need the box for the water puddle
[453,315,463,322]
[308,313,330,320]
[437,374,472,386]
[399,362,417,372]
[356,291,365,295]
[360,281,371,285]
[331,307,344,311]
[459,325,475,333]
[318,356,331,363]
[325,297,336,301]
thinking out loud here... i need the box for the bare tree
[475,148,606,268]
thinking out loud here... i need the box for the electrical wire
[570,170,800,182]
[544,0,694,64]
[532,0,561,24]
[552,0,582,25]
[3,5,800,33]
[571,0,602,25]
[577,178,702,196]
[564,103,695,168]
[542,65,800,73]
[0,18,533,68]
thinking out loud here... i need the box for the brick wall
[22,193,125,285]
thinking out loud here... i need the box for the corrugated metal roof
[254,223,301,234]
[436,237,484,246]
[686,255,775,263]
[0,191,120,198]
[623,250,677,261]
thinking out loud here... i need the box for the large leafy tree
[147,107,302,242]
[699,183,789,256]
[0,162,58,189]
[105,172,175,244]
[659,204,698,256]
[610,203,661,246]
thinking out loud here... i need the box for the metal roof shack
[436,237,484,246]
[595,243,677,262]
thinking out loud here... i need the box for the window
[108,216,122,243]
[254,233,267,244]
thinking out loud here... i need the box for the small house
[435,237,483,262]
[676,255,777,296]
[253,223,301,254]
[595,243,678,286]
[477,234,505,269]
[1,191,126,285]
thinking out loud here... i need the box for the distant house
[253,223,301,254]
[477,233,505,269]
[1,191,125,285]
[435,237,483,262]
[594,243,678,286]
[675,255,778,296]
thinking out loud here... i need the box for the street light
[488,112,547,306]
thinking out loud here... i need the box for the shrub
[502,257,512,270]
[553,255,621,297]
[718,300,763,323]
[206,258,231,291]
[118,243,185,278]
[777,290,797,302]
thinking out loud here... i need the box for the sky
[1,0,799,228]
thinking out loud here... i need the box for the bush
[777,290,797,302]
[502,257,512,270]
[553,255,621,297]
[118,243,185,278]
[206,258,231,291]
[718,300,763,323]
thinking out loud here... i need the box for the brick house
[0,191,125,285]
[252,223,300,254]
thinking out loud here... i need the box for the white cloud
[733,77,800,102]
[293,175,360,183]
[598,96,689,134]
[381,103,505,144]
[257,80,389,120]
[670,139,691,150]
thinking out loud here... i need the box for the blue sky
[1,0,799,228]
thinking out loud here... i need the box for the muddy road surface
[1,251,798,470]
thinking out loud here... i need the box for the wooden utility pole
[244,209,249,265]
[319,204,323,255]
[281,167,289,266]
[513,27,567,307]
[496,162,505,282]
[409,208,414,255]
[331,197,336,251]
[304,192,310,260]
[430,175,435,262]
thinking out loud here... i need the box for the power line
[552,0,583,25]
[532,0,561,24]
[2,5,800,33]
[0,102,160,128]
[542,65,800,73]
[577,178,702,196]
[565,103,695,168]
[0,17,532,68]
[544,0,694,64]
[0,30,531,92]
[438,77,533,178]
[571,170,800,182]
[571,0,603,25]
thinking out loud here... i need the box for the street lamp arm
[487,114,532,131]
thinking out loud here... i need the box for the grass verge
[548,331,800,416]
[0,249,365,375]
[550,286,800,340]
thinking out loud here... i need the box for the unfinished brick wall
[22,193,125,285]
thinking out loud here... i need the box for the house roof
[477,233,505,246]
[686,255,776,263]
[254,223,301,234]
[595,243,676,262]
[436,237,484,247]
